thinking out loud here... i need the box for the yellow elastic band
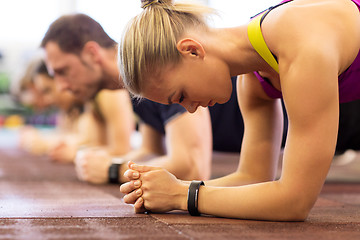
[247,12,279,73]
[142,1,157,9]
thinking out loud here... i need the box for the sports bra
[248,0,360,103]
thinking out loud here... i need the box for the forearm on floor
[205,171,271,187]
[184,180,312,221]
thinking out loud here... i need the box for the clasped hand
[120,161,188,213]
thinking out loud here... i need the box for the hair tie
[142,0,158,9]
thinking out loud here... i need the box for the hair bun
[141,0,173,9]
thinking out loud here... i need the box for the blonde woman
[119,0,360,221]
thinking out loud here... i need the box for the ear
[176,38,205,59]
[81,41,102,64]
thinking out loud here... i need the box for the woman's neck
[207,26,270,76]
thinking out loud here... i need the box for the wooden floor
[0,131,360,240]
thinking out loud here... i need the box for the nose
[181,101,199,113]
[43,96,55,108]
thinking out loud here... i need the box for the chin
[88,88,102,100]
[218,92,232,104]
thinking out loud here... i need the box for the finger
[127,161,135,169]
[120,180,141,194]
[123,169,140,180]
[75,161,86,181]
[123,188,143,204]
[53,142,65,151]
[129,163,160,173]
[134,197,146,213]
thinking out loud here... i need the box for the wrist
[176,182,191,211]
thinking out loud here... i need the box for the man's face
[44,42,103,101]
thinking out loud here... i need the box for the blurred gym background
[0,0,276,145]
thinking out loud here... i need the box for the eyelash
[179,93,185,103]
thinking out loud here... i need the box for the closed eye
[54,67,68,77]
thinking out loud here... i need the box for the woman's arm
[156,107,212,180]
[122,107,212,181]
[118,123,166,183]
[196,56,339,220]
[206,74,283,187]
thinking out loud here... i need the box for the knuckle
[141,183,148,191]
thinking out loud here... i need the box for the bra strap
[247,12,279,73]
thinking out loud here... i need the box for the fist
[75,147,112,184]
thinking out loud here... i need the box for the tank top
[248,0,360,103]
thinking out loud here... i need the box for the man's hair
[41,13,116,55]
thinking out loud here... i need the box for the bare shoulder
[264,0,360,37]
[96,89,130,107]
[263,0,360,70]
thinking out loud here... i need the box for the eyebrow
[167,91,176,105]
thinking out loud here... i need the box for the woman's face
[33,73,57,108]
[142,54,233,113]
[33,73,82,111]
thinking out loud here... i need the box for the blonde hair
[119,0,216,97]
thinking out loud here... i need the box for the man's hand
[75,147,112,184]
[49,141,77,163]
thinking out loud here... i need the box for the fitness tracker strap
[108,163,121,184]
[187,180,205,216]
[108,157,127,184]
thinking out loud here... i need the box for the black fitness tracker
[108,163,121,184]
[187,180,205,216]
[108,157,126,184]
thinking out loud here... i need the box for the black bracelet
[108,163,121,184]
[187,180,205,216]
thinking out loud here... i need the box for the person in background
[15,57,53,112]
[17,57,84,157]
[17,57,134,163]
